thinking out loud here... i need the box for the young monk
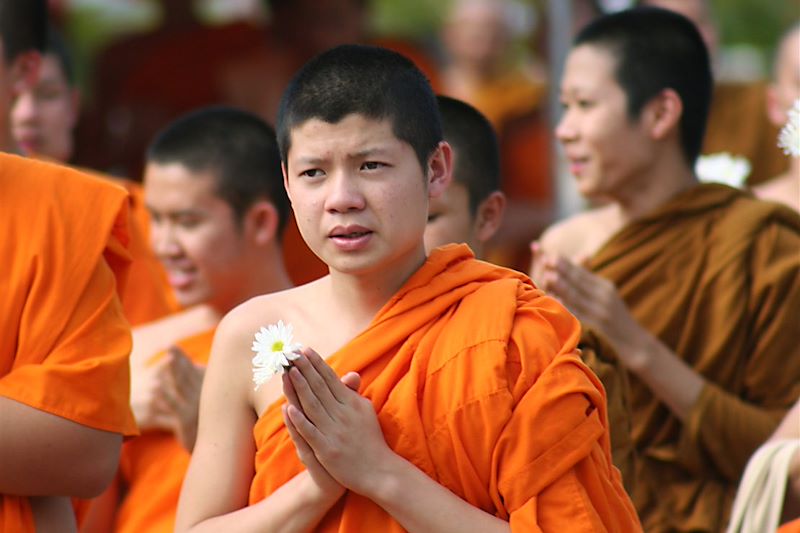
[175,44,640,532]
[755,23,800,211]
[427,93,636,494]
[1,2,137,531]
[83,107,294,533]
[530,8,800,532]
[424,94,506,258]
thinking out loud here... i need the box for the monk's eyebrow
[352,147,391,158]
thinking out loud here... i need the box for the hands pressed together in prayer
[130,346,205,451]
[281,348,394,502]
[529,242,706,421]
[529,242,650,371]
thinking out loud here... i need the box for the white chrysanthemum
[251,320,303,390]
[777,99,800,158]
[695,152,751,188]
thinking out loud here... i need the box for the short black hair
[0,0,46,63]
[276,44,442,172]
[436,95,500,214]
[574,6,712,164]
[147,106,290,238]
[46,26,74,86]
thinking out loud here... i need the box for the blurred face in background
[11,53,79,162]
[443,0,510,71]
[767,26,800,127]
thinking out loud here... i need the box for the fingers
[287,365,335,428]
[284,401,324,451]
[340,371,361,391]
[304,348,353,403]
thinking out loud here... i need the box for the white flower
[695,152,751,188]
[251,320,303,390]
[777,99,800,158]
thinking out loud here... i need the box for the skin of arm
[530,248,704,422]
[174,313,346,533]
[283,350,511,533]
[0,396,122,498]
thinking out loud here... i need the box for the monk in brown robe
[175,44,640,532]
[530,8,800,532]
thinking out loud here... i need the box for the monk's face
[767,27,800,128]
[424,180,477,254]
[284,114,450,278]
[144,162,251,310]
[555,44,654,201]
[11,54,79,162]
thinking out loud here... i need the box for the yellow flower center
[271,341,284,352]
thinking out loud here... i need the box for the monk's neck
[327,250,427,327]
[212,252,293,316]
[613,155,698,223]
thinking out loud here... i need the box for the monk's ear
[427,141,453,199]
[474,191,506,243]
[244,199,280,246]
[9,51,41,98]
[644,88,683,141]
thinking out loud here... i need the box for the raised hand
[281,368,361,501]
[531,247,648,370]
[161,346,206,451]
[129,345,205,451]
[282,348,392,497]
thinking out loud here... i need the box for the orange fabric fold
[249,244,641,531]
[114,329,216,533]
[0,154,138,532]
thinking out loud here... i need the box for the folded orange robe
[250,244,641,531]
[0,154,138,532]
[586,184,800,532]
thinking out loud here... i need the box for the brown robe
[587,184,800,532]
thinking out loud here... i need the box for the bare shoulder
[539,203,620,261]
[217,282,321,353]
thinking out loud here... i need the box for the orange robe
[0,154,138,532]
[113,329,215,533]
[250,244,641,531]
[586,184,800,532]
[779,518,800,533]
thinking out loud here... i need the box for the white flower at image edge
[251,320,303,390]
[778,99,800,158]
[695,152,751,188]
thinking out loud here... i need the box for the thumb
[340,371,361,391]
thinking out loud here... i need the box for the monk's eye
[361,161,387,171]
[427,213,441,223]
[300,168,324,179]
